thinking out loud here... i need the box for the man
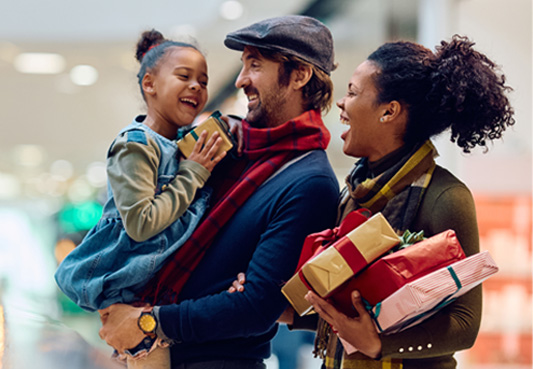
[99,15,339,369]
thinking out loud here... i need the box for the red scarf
[140,110,331,305]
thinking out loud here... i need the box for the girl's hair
[135,29,202,99]
[367,35,515,153]
[248,46,336,113]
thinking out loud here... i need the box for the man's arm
[158,173,339,343]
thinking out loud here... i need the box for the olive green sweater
[107,133,210,242]
[378,165,482,368]
[291,165,482,369]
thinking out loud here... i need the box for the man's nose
[235,68,249,89]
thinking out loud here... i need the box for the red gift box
[330,229,466,317]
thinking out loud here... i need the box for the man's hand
[98,304,147,355]
[222,115,244,156]
[305,290,382,359]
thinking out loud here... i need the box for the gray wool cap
[224,15,335,75]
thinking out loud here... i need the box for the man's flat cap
[224,15,335,75]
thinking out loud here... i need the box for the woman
[303,35,515,369]
[230,35,515,369]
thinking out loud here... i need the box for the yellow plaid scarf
[338,140,437,230]
[316,140,438,369]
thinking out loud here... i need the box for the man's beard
[245,85,289,128]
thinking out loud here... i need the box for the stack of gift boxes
[282,210,499,352]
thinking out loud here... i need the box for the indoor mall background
[0,0,531,368]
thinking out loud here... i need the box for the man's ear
[292,65,313,90]
[142,73,156,96]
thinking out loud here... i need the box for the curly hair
[367,35,515,153]
[250,47,336,113]
[135,29,202,100]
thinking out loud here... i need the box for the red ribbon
[294,209,371,297]
[295,208,371,271]
[331,238,369,275]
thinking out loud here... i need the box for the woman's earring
[380,117,385,122]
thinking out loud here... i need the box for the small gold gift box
[177,111,234,158]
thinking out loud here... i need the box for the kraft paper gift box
[330,229,466,316]
[282,212,401,316]
[177,110,234,158]
[340,250,498,355]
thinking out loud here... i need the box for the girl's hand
[222,115,244,157]
[227,272,246,293]
[188,130,226,172]
[305,290,382,359]
[98,304,147,355]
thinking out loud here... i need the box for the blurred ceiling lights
[13,52,98,86]
[14,52,65,74]
[219,0,244,20]
[69,65,98,86]
[12,145,45,168]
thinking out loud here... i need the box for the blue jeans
[55,187,211,311]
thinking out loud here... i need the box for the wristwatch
[137,309,157,335]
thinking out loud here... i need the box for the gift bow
[295,208,372,272]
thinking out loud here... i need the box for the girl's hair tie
[142,44,158,59]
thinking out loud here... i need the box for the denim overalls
[54,117,211,311]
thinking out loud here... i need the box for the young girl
[54,29,226,368]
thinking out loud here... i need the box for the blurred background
[0,0,531,368]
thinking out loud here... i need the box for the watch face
[138,313,157,333]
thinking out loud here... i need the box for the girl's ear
[292,65,313,90]
[142,73,156,96]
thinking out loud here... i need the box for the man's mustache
[243,87,259,97]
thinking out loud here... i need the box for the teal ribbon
[190,130,199,141]
[188,129,204,151]
[364,298,384,332]
[448,265,462,290]
[364,266,462,333]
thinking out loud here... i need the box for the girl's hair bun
[135,29,166,62]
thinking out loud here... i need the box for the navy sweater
[158,150,339,364]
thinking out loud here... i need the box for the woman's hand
[98,304,147,355]
[305,290,382,359]
[227,272,246,293]
[188,130,226,172]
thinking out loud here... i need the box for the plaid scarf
[139,109,330,305]
[317,140,437,369]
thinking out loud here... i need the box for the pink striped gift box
[369,250,498,335]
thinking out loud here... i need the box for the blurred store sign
[58,201,102,234]
[466,194,532,368]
